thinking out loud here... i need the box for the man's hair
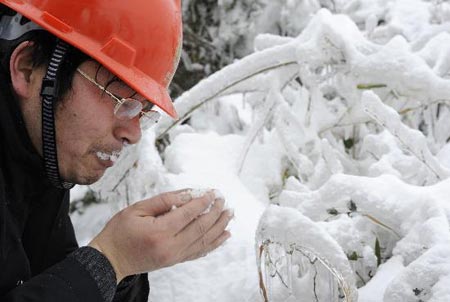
[0,4,89,101]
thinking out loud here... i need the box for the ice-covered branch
[256,205,358,301]
[362,90,450,181]
[237,67,299,175]
[155,41,300,139]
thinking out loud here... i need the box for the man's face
[53,61,142,185]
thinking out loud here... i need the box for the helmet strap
[40,40,74,190]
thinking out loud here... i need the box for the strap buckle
[40,78,57,98]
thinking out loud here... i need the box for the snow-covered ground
[72,1,450,301]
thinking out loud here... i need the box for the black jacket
[0,72,149,301]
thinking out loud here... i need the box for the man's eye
[112,93,123,100]
[106,79,133,94]
[142,101,155,112]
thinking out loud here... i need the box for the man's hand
[88,189,233,283]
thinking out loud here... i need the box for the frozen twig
[256,206,358,301]
[259,239,355,302]
[362,91,450,181]
[237,93,272,175]
[258,244,269,302]
[293,245,354,302]
[156,41,300,140]
[360,213,401,239]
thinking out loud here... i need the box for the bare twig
[361,213,401,239]
[355,271,367,286]
[293,245,354,302]
[258,245,269,302]
[112,167,132,192]
[184,25,217,51]
[398,99,450,115]
[313,266,320,302]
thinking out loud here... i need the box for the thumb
[132,189,193,217]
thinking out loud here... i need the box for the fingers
[182,207,234,260]
[175,198,225,243]
[132,189,193,217]
[185,230,232,262]
[91,188,232,279]
[159,191,216,233]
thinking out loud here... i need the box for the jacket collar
[0,71,64,260]
[0,72,46,186]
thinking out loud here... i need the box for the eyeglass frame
[76,68,161,127]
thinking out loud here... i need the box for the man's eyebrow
[94,66,139,99]
[142,101,155,111]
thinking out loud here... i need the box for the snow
[149,131,265,301]
[71,1,450,301]
[358,256,404,302]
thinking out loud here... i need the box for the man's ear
[9,41,38,99]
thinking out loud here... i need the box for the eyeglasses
[76,68,161,130]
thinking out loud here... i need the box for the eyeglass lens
[140,111,161,130]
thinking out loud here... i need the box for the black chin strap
[40,40,74,189]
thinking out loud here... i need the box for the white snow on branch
[362,90,450,181]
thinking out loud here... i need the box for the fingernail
[212,189,225,200]
[226,208,234,219]
[201,198,216,215]
[214,198,225,207]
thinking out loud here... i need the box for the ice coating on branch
[362,90,450,181]
[257,205,358,301]
[155,35,299,138]
[254,33,294,51]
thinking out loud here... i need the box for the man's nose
[114,117,142,145]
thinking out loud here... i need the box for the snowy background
[71,0,450,301]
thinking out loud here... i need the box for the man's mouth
[96,150,122,163]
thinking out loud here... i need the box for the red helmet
[0,0,182,118]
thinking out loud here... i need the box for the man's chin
[62,169,106,186]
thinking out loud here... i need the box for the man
[0,1,232,301]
